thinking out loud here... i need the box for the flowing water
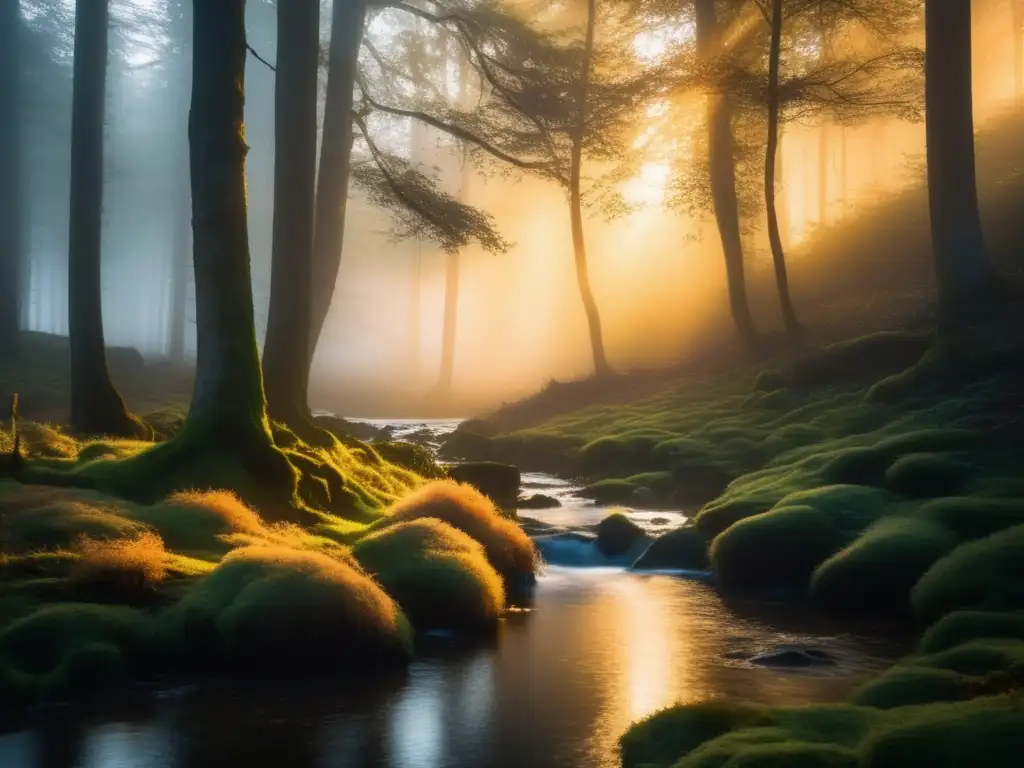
[0,419,913,768]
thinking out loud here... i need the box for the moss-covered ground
[0,403,539,712]
[445,325,1024,766]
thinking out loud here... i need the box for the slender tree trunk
[1014,0,1024,106]
[0,0,22,359]
[817,117,829,227]
[308,0,365,371]
[169,159,191,362]
[262,0,320,425]
[437,52,471,394]
[694,0,757,347]
[775,128,790,246]
[68,0,139,436]
[570,0,611,377]
[924,0,994,325]
[764,0,801,340]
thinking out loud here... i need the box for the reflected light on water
[79,723,176,768]
[386,665,446,768]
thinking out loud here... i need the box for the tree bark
[262,0,320,425]
[186,0,282,455]
[437,52,472,394]
[694,0,757,348]
[764,0,801,340]
[570,0,611,377]
[0,0,22,359]
[308,0,366,371]
[924,0,994,325]
[68,0,139,436]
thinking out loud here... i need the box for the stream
[0,419,913,768]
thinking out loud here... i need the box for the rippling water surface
[0,419,912,768]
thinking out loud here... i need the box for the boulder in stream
[747,648,838,668]
[596,512,645,557]
[447,461,521,504]
[518,493,562,510]
[632,524,709,570]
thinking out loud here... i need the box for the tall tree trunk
[570,0,611,377]
[1014,0,1024,105]
[262,0,320,425]
[186,0,285,456]
[437,52,471,394]
[775,128,790,246]
[694,0,757,347]
[68,0,139,436]
[169,158,191,362]
[0,0,22,359]
[924,0,994,325]
[764,0,801,340]
[308,0,365,372]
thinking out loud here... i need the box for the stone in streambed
[596,512,645,558]
[447,461,521,504]
[518,493,561,510]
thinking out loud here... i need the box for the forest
[0,0,1023,767]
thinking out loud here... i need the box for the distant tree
[166,0,192,363]
[67,0,143,436]
[694,0,757,347]
[923,0,995,325]
[262,0,321,426]
[0,0,23,359]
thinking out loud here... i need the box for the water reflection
[0,569,909,768]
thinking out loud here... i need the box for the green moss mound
[595,512,645,557]
[351,519,505,632]
[850,665,974,709]
[580,478,639,504]
[686,742,858,768]
[130,489,265,554]
[619,700,767,768]
[914,497,1024,540]
[711,505,846,589]
[162,545,413,673]
[810,517,959,614]
[1,490,147,552]
[382,480,537,586]
[884,453,973,498]
[919,611,1024,655]
[911,525,1024,622]
[914,638,1024,677]
[371,441,445,479]
[632,524,709,570]
[788,331,931,391]
[859,695,1024,768]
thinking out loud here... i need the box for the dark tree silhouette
[262,0,321,425]
[67,0,142,436]
[0,0,23,359]
[923,0,995,325]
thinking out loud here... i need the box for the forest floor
[442,317,1024,767]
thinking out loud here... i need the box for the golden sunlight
[623,162,670,207]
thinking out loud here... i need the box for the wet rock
[596,512,645,557]
[439,430,496,461]
[518,493,562,510]
[748,648,838,668]
[630,486,656,504]
[518,517,562,537]
[649,517,672,526]
[632,525,709,571]
[313,415,379,442]
[447,461,521,504]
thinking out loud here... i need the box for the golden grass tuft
[163,489,265,535]
[385,480,537,582]
[72,531,167,591]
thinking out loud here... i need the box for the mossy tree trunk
[68,0,140,437]
[0,0,22,360]
[185,0,292,489]
[308,0,366,374]
[570,0,611,378]
[764,0,801,341]
[694,0,757,349]
[923,0,996,328]
[262,0,320,426]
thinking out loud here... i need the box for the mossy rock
[914,497,1024,540]
[517,493,561,510]
[372,441,445,478]
[438,430,496,461]
[850,665,974,709]
[912,525,1024,622]
[446,462,521,504]
[580,478,638,504]
[711,505,846,589]
[161,546,413,673]
[859,695,1024,768]
[788,330,931,391]
[919,611,1024,655]
[352,519,505,632]
[595,512,644,557]
[810,517,959,614]
[884,453,973,498]
[632,524,709,571]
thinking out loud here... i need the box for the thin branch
[246,42,275,72]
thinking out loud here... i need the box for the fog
[13,0,1024,415]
